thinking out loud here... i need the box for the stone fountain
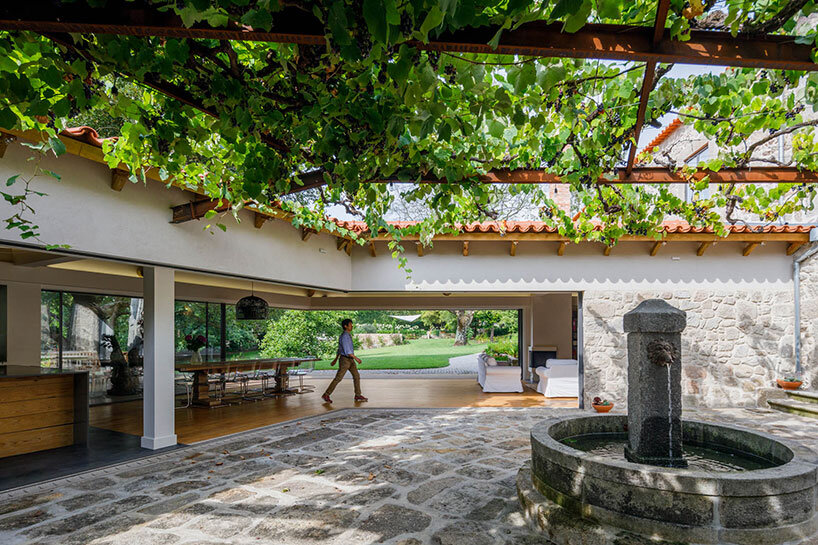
[517,299,818,545]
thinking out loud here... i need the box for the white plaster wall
[352,240,792,292]
[3,281,42,366]
[531,293,573,359]
[0,141,351,291]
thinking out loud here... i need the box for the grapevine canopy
[1,0,818,259]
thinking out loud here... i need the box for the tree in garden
[260,310,343,358]
[0,1,817,266]
[420,310,450,333]
[453,310,475,346]
[471,310,517,341]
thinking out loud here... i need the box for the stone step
[786,390,818,405]
[768,398,818,419]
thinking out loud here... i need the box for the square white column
[141,266,177,450]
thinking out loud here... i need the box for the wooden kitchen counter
[0,366,88,458]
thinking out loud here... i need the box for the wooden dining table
[175,357,319,407]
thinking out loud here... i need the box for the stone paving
[0,406,817,545]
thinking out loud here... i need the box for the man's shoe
[354,395,368,402]
[322,394,332,403]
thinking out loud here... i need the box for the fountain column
[623,299,687,468]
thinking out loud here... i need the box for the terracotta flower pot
[777,379,803,391]
[592,403,614,413]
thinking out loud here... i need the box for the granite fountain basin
[518,413,818,545]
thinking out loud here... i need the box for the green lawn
[313,338,488,370]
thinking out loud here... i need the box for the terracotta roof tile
[641,117,683,155]
[335,219,813,235]
[61,126,117,146]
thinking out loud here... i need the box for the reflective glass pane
[40,291,61,368]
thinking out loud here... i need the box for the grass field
[313,338,488,370]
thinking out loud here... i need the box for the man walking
[322,319,368,403]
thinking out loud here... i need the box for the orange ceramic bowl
[777,379,803,391]
[592,403,614,413]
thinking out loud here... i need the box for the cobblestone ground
[1,406,817,545]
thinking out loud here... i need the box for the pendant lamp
[236,282,268,320]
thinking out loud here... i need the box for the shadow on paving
[3,406,813,545]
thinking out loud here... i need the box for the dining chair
[288,360,315,393]
[174,371,193,408]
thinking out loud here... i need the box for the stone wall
[799,249,818,389]
[584,287,796,408]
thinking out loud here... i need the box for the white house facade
[0,126,815,452]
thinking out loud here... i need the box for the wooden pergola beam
[416,243,424,257]
[649,241,665,256]
[625,0,669,175]
[462,241,470,256]
[557,242,566,256]
[603,245,612,256]
[284,167,818,194]
[510,241,518,256]
[696,241,712,256]
[368,242,377,257]
[4,4,817,71]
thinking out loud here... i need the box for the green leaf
[6,175,19,187]
[327,1,352,47]
[0,107,16,129]
[488,120,505,138]
[49,136,66,157]
[563,0,592,33]
[241,8,273,30]
[419,6,445,41]
[598,0,620,19]
[363,0,387,44]
[550,0,583,20]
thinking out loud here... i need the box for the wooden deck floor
[90,378,577,444]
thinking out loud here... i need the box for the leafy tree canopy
[2,0,818,265]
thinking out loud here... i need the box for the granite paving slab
[0,407,816,545]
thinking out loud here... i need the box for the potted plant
[592,396,614,413]
[185,334,207,363]
[777,376,803,390]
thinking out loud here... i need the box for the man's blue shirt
[338,331,354,356]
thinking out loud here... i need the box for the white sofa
[532,359,578,398]
[477,353,523,393]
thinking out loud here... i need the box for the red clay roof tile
[334,219,812,235]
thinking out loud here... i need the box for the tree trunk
[453,310,475,346]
